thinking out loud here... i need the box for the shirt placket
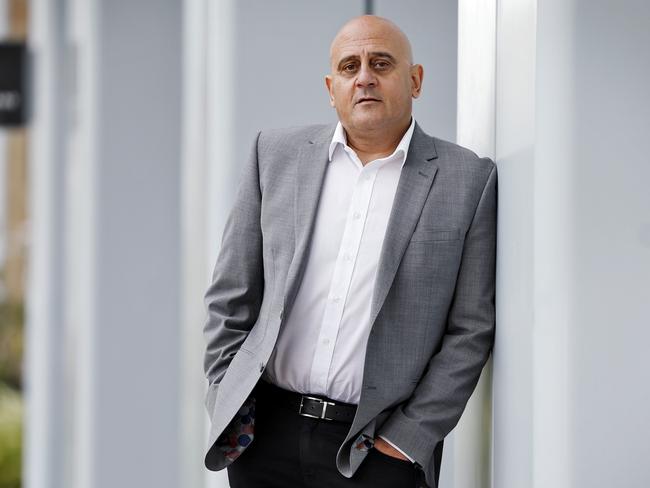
[309,160,379,394]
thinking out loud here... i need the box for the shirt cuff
[377,435,415,463]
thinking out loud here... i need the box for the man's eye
[343,64,357,72]
[373,61,390,69]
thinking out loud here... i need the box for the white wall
[492,1,650,487]
[555,1,650,486]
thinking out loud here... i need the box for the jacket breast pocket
[409,227,460,243]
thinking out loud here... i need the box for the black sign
[0,42,29,126]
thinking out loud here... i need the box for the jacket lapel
[282,124,335,317]
[368,123,439,329]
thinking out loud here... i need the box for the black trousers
[226,378,429,488]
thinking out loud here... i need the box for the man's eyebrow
[336,52,398,70]
[337,55,359,69]
[369,52,397,63]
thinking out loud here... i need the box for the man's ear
[410,64,424,99]
[325,75,336,107]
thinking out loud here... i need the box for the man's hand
[372,437,409,461]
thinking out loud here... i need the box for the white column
[530,3,573,486]
[492,1,538,488]
[65,1,99,487]
[25,1,69,487]
[181,0,211,488]
[455,3,497,488]
[203,3,235,486]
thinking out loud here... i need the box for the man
[203,15,497,488]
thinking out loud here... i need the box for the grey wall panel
[95,1,182,487]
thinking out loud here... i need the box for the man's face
[325,19,422,135]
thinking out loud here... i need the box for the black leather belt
[257,378,357,423]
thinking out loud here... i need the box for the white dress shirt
[262,117,416,462]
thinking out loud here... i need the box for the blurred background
[0,0,648,487]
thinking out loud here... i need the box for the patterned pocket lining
[216,395,256,462]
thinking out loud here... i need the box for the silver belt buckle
[299,395,336,421]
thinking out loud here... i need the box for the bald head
[324,14,423,145]
[329,15,414,70]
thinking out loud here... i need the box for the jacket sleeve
[375,160,498,468]
[203,131,265,400]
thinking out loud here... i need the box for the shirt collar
[328,117,416,169]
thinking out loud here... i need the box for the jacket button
[259,363,265,372]
[279,309,284,320]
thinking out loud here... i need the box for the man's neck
[344,118,412,166]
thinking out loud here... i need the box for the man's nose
[356,64,377,87]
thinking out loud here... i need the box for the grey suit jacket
[203,121,497,488]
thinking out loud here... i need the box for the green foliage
[0,300,24,486]
[0,382,22,488]
[0,301,23,390]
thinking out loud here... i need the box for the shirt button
[353,212,361,219]
[344,253,351,261]
[333,297,341,303]
[322,338,330,345]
